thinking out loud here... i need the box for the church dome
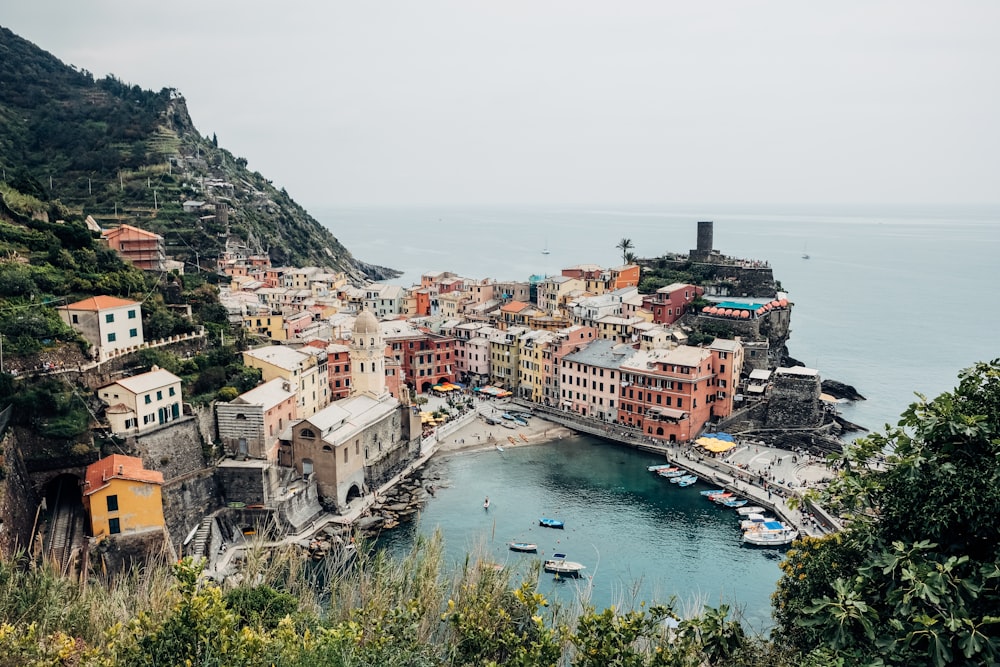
[354,309,380,335]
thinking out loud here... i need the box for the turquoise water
[316,203,1000,626]
[380,435,783,629]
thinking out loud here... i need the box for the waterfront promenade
[206,393,841,577]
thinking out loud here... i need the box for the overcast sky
[5,2,999,209]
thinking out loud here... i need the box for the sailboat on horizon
[542,239,551,255]
[802,242,810,259]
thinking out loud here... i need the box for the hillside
[0,25,397,280]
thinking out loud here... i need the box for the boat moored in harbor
[543,553,586,576]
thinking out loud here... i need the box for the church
[277,309,422,512]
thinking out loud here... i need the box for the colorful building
[617,346,716,443]
[216,377,297,459]
[83,454,165,538]
[560,338,634,420]
[641,283,704,325]
[102,224,166,272]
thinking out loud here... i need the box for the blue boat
[539,517,565,529]
[670,474,696,484]
[723,499,748,508]
[699,489,726,496]
[677,476,699,487]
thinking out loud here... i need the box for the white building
[58,296,145,361]
[98,366,182,434]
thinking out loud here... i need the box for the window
[105,313,115,323]
[156,390,162,400]
[129,328,138,338]
[343,448,348,463]
[300,428,316,439]
[72,314,79,324]
[169,387,175,396]
[106,495,119,512]
[128,310,136,319]
[107,332,117,342]
[144,395,152,404]
[108,518,121,534]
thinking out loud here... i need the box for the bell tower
[349,309,386,398]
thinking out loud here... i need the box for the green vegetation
[0,26,397,275]
[2,361,999,665]
[772,359,1000,665]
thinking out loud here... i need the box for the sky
[4,2,999,209]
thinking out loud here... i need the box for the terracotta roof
[84,454,163,496]
[102,224,162,240]
[63,295,140,311]
[501,301,530,313]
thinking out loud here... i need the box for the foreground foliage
[772,359,1000,665]
[2,362,999,665]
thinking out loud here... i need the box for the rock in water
[821,380,866,402]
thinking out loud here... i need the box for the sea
[309,203,1000,625]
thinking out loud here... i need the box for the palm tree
[616,238,634,264]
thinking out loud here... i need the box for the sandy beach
[432,402,575,456]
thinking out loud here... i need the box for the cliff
[0,25,397,281]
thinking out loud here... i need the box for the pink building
[559,338,635,421]
[216,378,297,459]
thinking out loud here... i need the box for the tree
[773,359,1000,666]
[616,238,634,264]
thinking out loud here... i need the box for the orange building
[82,454,165,538]
[102,224,166,271]
[617,346,715,443]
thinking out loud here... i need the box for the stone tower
[690,220,715,261]
[349,309,387,398]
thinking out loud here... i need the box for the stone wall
[131,416,205,482]
[764,373,823,428]
[0,429,42,557]
[89,528,173,575]
[161,468,222,550]
[190,404,218,453]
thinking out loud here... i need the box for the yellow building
[242,313,287,341]
[83,454,165,538]
[517,330,555,403]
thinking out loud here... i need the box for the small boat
[736,506,766,516]
[509,542,538,553]
[501,413,517,421]
[710,493,734,503]
[677,476,699,487]
[647,464,675,472]
[723,499,748,508]
[743,521,799,547]
[513,418,528,427]
[543,553,586,576]
[657,469,686,478]
[539,517,565,529]
[670,474,697,484]
[700,489,726,496]
[496,443,505,452]
[501,421,517,429]
[508,436,517,445]
[484,497,491,510]
[740,513,771,530]
[519,433,528,442]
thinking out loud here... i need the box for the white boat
[543,553,586,576]
[670,474,697,484]
[677,476,698,487]
[743,520,798,547]
[736,506,766,516]
[647,464,676,472]
[739,513,772,530]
